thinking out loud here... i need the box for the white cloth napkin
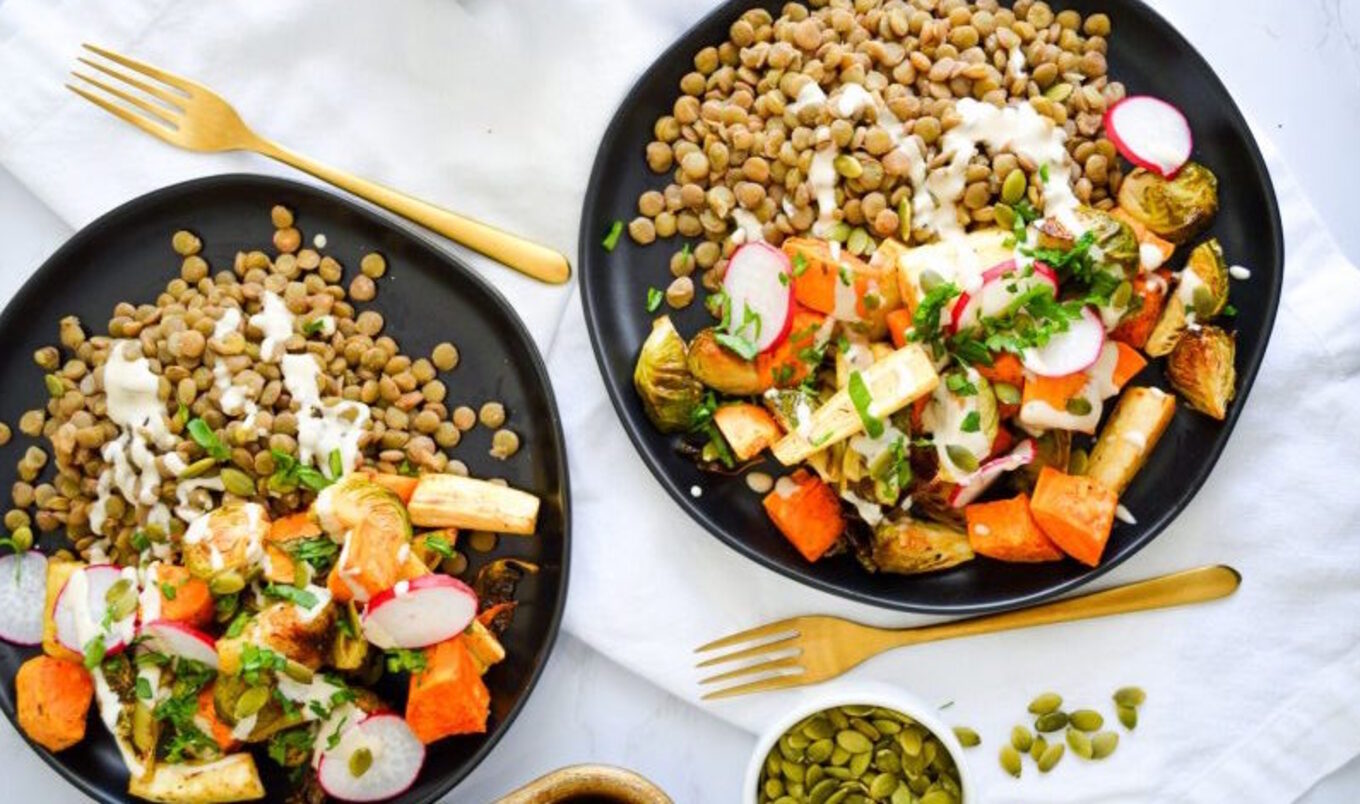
[3,1,1360,802]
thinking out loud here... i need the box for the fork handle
[892,565,1240,648]
[253,139,571,285]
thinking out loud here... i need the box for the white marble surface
[0,1,1358,802]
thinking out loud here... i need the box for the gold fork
[695,564,1240,700]
[66,44,571,285]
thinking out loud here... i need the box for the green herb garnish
[848,371,884,438]
[713,331,758,361]
[385,648,428,675]
[186,418,229,461]
[960,411,981,433]
[425,534,455,560]
[602,220,624,252]
[265,583,320,610]
[645,287,663,313]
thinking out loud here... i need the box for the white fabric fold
[2,1,1358,801]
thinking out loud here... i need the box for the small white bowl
[743,681,976,803]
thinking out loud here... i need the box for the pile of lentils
[1,205,521,566]
[629,0,1124,308]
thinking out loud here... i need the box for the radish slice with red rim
[360,574,477,650]
[55,564,136,656]
[0,552,47,645]
[950,261,1059,334]
[948,439,1037,508]
[318,713,426,802]
[1104,96,1192,178]
[722,242,793,354]
[1021,307,1106,377]
[138,620,219,669]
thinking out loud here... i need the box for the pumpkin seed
[945,444,979,472]
[823,766,852,780]
[805,717,835,740]
[788,732,812,750]
[233,685,270,720]
[875,748,901,773]
[868,772,899,799]
[219,467,256,497]
[1193,285,1216,318]
[897,728,923,757]
[767,751,782,777]
[806,764,825,787]
[1037,742,1065,772]
[1035,711,1069,732]
[999,744,1022,777]
[836,729,873,754]
[1112,280,1133,309]
[1091,730,1120,759]
[826,222,852,244]
[891,787,914,804]
[209,571,245,595]
[920,792,954,804]
[764,777,784,799]
[994,203,1017,231]
[180,456,218,479]
[779,737,803,762]
[773,797,798,804]
[994,382,1021,405]
[1027,688,1062,714]
[834,154,864,179]
[1070,709,1104,731]
[951,726,980,747]
[807,738,835,763]
[919,269,946,293]
[781,759,806,783]
[824,790,850,804]
[132,701,155,753]
[1114,686,1147,707]
[848,751,871,778]
[1066,727,1094,759]
[1068,448,1089,475]
[283,659,314,683]
[44,374,64,399]
[873,718,902,736]
[830,745,851,766]
[829,708,851,729]
[847,227,873,257]
[348,746,373,778]
[105,578,136,617]
[1066,396,1093,415]
[1117,703,1138,730]
[808,778,838,804]
[1045,82,1074,102]
[1010,725,1033,752]
[1001,169,1028,205]
[898,198,913,239]
[1030,734,1048,762]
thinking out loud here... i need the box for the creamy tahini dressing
[91,341,177,537]
[249,291,294,362]
[1017,341,1123,435]
[731,208,765,244]
[809,147,839,235]
[281,353,369,479]
[923,367,993,476]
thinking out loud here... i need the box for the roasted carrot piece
[784,238,868,314]
[154,565,214,628]
[336,519,410,601]
[1111,270,1170,350]
[196,686,239,753]
[713,403,783,461]
[965,494,1064,562]
[264,513,323,585]
[1111,341,1148,389]
[757,309,826,388]
[976,352,1025,389]
[361,472,420,504]
[1111,208,1175,265]
[762,469,845,562]
[326,564,353,605]
[16,655,93,752]
[476,602,517,630]
[406,636,491,743]
[886,308,913,349]
[1029,466,1118,567]
[1021,372,1088,411]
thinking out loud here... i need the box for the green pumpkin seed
[805,717,835,740]
[10,526,33,552]
[922,738,939,766]
[1066,396,1093,415]
[1028,690,1063,715]
[1117,703,1138,730]
[233,685,270,720]
[219,467,256,497]
[1112,280,1133,309]
[1070,709,1104,731]
[847,227,873,257]
[283,659,314,683]
[806,764,825,787]
[898,198,913,239]
[999,744,1022,778]
[767,751,782,777]
[1068,448,1090,475]
[1066,727,1093,759]
[897,728,923,757]
[874,707,909,722]
[104,578,137,620]
[945,444,979,472]
[1091,730,1120,759]
[848,751,871,778]
[829,708,851,729]
[951,726,980,747]
[807,738,835,763]
[1045,82,1074,102]
[920,792,954,804]
[132,701,156,753]
[788,732,812,750]
[868,772,899,799]
[1001,169,1028,205]
[808,778,838,804]
[348,746,373,778]
[180,456,218,479]
[1035,711,1069,732]
[826,222,852,244]
[850,718,880,741]
[823,789,850,804]
[209,571,245,596]
[1010,725,1033,752]
[779,737,802,762]
[764,777,784,799]
[834,154,864,179]
[773,797,798,804]
[891,786,914,804]
[836,729,873,754]
[1114,686,1147,707]
[1030,734,1048,762]
[1037,742,1065,772]
[875,748,901,773]
[919,269,946,293]
[823,766,852,780]
[830,746,851,766]
[872,718,901,736]
[994,203,1017,231]
[781,759,806,783]
[994,381,1021,405]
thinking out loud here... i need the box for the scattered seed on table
[1029,692,1063,715]
[1037,742,1065,773]
[999,745,1022,777]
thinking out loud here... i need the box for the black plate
[579,0,1282,613]
[0,174,569,802]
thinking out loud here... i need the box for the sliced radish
[948,439,1037,508]
[55,564,136,656]
[318,714,425,802]
[1021,307,1106,377]
[723,242,794,353]
[1104,96,1192,178]
[360,574,477,650]
[138,620,219,669]
[0,552,48,645]
[949,261,1059,334]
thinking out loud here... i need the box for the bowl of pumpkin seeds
[745,683,973,804]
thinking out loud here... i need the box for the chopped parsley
[838,265,853,286]
[83,634,106,670]
[945,373,978,397]
[424,534,455,560]
[848,371,884,439]
[287,536,339,572]
[135,676,153,700]
[385,648,428,675]
[302,317,327,336]
[239,644,288,686]
[130,530,151,552]
[645,287,663,313]
[714,331,758,361]
[908,282,961,345]
[267,726,316,769]
[186,418,229,462]
[264,583,319,609]
[153,658,218,762]
[270,449,333,493]
[960,411,981,433]
[601,220,624,252]
[397,458,419,477]
[771,363,796,387]
[1039,162,1051,183]
[792,252,809,277]
[1222,303,1238,317]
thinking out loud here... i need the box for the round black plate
[579,0,1282,613]
[0,174,569,802]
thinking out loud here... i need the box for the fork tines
[693,617,806,700]
[66,44,192,140]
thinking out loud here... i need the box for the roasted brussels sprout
[183,503,272,579]
[871,518,974,575]
[214,674,303,742]
[1117,162,1219,244]
[686,327,766,396]
[763,387,818,433]
[633,316,705,432]
[1145,238,1229,357]
[1166,325,1236,419]
[1076,206,1140,278]
[329,601,368,671]
[909,478,965,531]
